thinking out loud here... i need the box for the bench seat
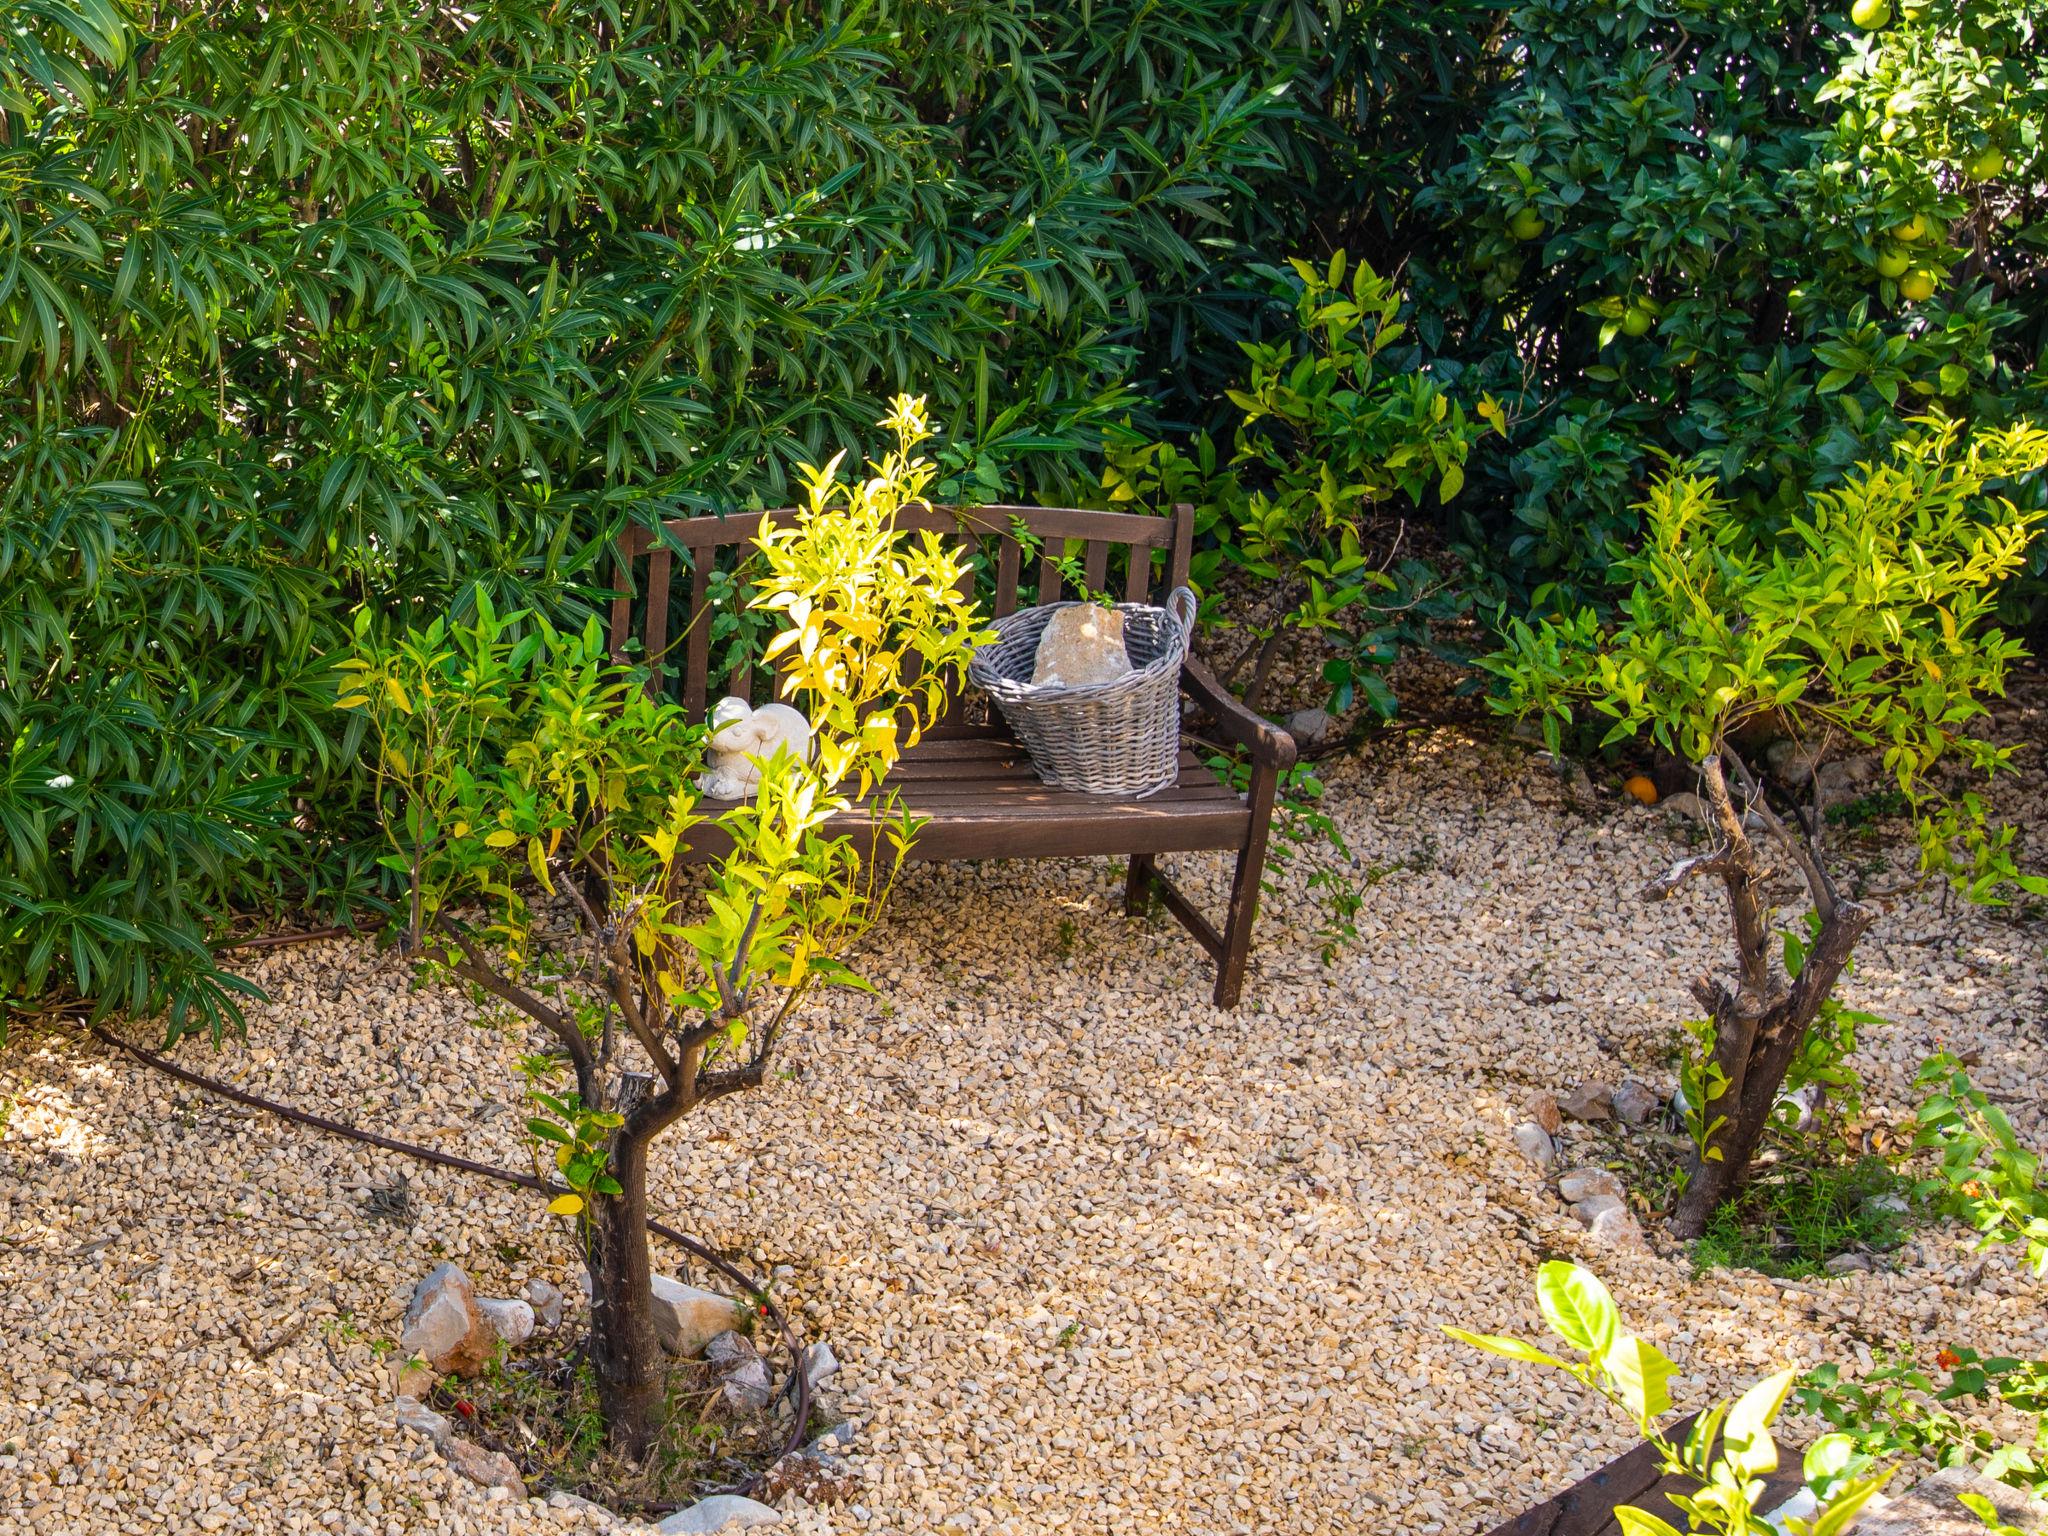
[685,725,1252,863]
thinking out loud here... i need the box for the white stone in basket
[1030,605,1133,686]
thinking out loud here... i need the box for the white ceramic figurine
[694,696,813,800]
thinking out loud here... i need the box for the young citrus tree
[1486,416,2048,1238]
[339,397,989,1454]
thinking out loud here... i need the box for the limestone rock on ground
[656,1493,782,1533]
[1512,1121,1557,1171]
[1855,1466,2048,1535]
[399,1261,495,1376]
[1559,1082,1614,1122]
[439,1434,527,1498]
[1611,1079,1660,1125]
[651,1276,743,1358]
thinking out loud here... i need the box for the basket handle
[1165,586,1197,641]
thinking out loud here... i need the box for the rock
[1284,708,1331,750]
[1864,1192,1910,1217]
[1611,1080,1660,1126]
[394,1395,451,1445]
[1564,1204,1646,1253]
[809,1417,857,1452]
[1773,1082,1820,1132]
[1557,1167,1624,1205]
[1815,754,1881,806]
[720,1357,773,1415]
[546,1489,613,1521]
[1558,1083,1614,1122]
[651,1276,743,1358]
[704,1330,759,1371]
[522,1278,565,1329]
[477,1296,535,1348]
[655,1494,782,1534]
[400,1262,495,1376]
[1523,1091,1563,1137]
[1658,790,1707,822]
[1512,1121,1557,1171]
[1823,1253,1872,1275]
[440,1435,526,1498]
[1855,1466,2048,1535]
[757,1447,859,1506]
[801,1340,839,1390]
[391,1358,438,1400]
[1030,604,1131,687]
[1766,737,1825,783]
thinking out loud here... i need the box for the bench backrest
[609,502,1194,722]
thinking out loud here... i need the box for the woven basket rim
[969,589,1195,703]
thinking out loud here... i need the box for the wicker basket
[969,587,1196,798]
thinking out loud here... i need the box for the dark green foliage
[0,0,1391,1033]
[1415,0,2048,610]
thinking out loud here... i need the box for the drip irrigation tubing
[87,1019,815,1494]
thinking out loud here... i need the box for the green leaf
[1612,1507,1684,1536]
[1443,1327,1570,1369]
[1602,1334,1676,1426]
[1725,1367,1797,1476]
[1536,1262,1622,1354]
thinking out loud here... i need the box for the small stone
[391,1358,438,1400]
[1611,1080,1660,1126]
[1823,1253,1872,1275]
[1658,791,1707,822]
[757,1448,859,1506]
[546,1490,612,1521]
[719,1357,773,1415]
[1523,1091,1562,1137]
[801,1340,839,1390]
[440,1435,526,1497]
[1558,1083,1614,1122]
[1512,1122,1557,1171]
[1863,1192,1910,1217]
[400,1262,495,1376]
[1766,737,1824,783]
[650,1277,743,1358]
[655,1494,782,1534]
[394,1395,451,1446]
[1581,1201,1644,1248]
[1030,605,1131,686]
[704,1330,759,1371]
[1557,1167,1624,1204]
[522,1278,565,1329]
[1284,708,1331,750]
[1572,1192,1626,1224]
[477,1297,535,1348]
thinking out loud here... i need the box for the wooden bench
[609,502,1295,1008]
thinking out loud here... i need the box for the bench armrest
[1181,656,1297,772]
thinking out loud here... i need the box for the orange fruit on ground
[1623,774,1659,805]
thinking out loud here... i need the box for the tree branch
[433,925,595,1089]
[1722,743,1839,924]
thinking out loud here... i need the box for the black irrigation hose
[87,1021,815,1496]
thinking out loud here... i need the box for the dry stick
[87,1023,814,1493]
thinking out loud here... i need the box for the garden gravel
[3,707,2045,1536]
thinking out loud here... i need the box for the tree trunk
[1669,899,1874,1238]
[583,1134,667,1459]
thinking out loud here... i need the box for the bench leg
[1213,761,1281,1009]
[1123,853,1156,916]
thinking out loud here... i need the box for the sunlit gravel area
[4,705,2045,1536]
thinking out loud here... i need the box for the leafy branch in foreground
[1450,1261,1890,1536]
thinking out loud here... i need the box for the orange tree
[1486,418,2048,1237]
[340,399,989,1453]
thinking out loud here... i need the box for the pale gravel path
[2,722,2044,1536]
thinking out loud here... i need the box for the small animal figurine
[694,697,813,800]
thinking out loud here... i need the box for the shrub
[0,0,1406,1026]
[1104,253,1502,717]
[1486,418,2048,1237]
[341,400,989,1451]
[1416,0,2048,612]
